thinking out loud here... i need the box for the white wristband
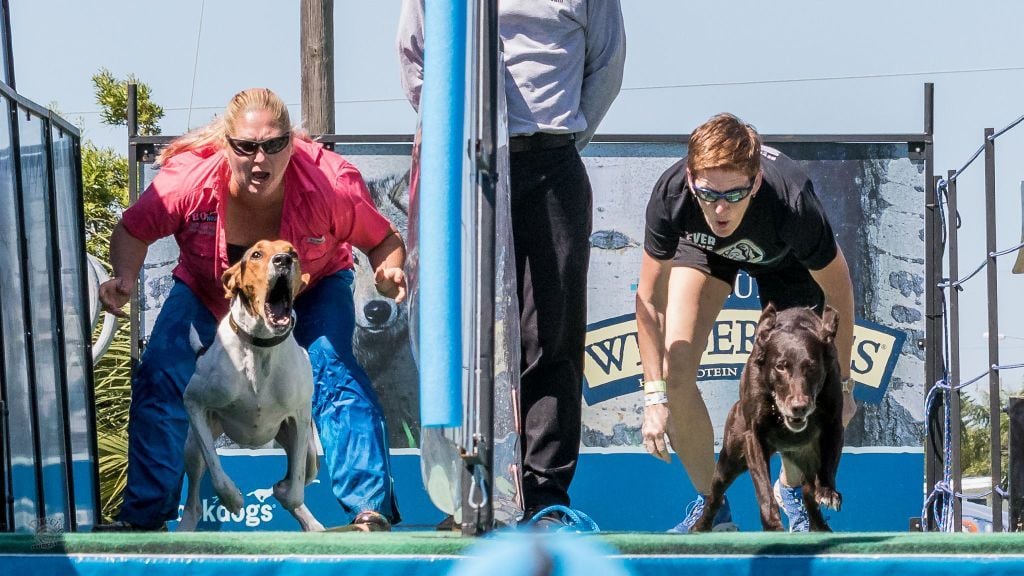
[642,379,667,394]
[841,378,855,394]
[644,392,668,407]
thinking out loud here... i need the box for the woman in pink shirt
[96,88,404,532]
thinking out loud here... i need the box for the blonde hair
[157,88,302,165]
[687,113,761,179]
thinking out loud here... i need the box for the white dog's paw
[178,507,200,532]
[216,483,244,514]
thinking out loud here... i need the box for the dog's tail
[189,324,209,357]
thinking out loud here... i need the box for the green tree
[81,143,127,263]
[960,391,1009,479]
[79,70,164,522]
[92,68,163,136]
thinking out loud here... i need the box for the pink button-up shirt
[121,138,393,319]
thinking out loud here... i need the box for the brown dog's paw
[815,487,842,511]
[689,519,712,533]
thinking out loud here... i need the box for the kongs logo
[176,488,276,528]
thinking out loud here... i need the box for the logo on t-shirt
[186,210,217,235]
[187,210,217,223]
[717,239,765,263]
[684,231,717,251]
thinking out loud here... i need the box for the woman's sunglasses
[226,133,291,156]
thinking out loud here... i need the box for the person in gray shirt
[398,0,625,530]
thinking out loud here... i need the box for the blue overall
[118,270,400,528]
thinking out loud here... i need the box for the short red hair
[687,113,761,179]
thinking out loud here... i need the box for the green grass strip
[3,531,1024,557]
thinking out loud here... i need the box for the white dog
[178,239,323,532]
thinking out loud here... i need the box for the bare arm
[98,221,150,318]
[636,252,673,382]
[636,251,673,462]
[809,247,854,380]
[366,225,408,303]
[809,246,856,425]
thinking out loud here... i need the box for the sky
[9,0,1024,394]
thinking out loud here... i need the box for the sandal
[352,510,392,532]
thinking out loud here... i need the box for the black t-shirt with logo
[644,146,838,274]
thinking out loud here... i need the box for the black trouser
[509,141,592,515]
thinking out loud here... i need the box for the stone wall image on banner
[580,142,925,450]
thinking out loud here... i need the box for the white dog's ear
[820,305,840,344]
[222,262,243,299]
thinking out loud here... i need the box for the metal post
[947,170,963,531]
[1009,397,1024,531]
[127,84,141,369]
[41,114,77,531]
[984,127,1003,531]
[922,84,944,530]
[1,0,15,89]
[70,131,103,531]
[9,97,47,532]
[461,0,498,536]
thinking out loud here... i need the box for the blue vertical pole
[418,0,466,426]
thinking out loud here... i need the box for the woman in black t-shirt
[635,113,857,533]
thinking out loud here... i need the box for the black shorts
[672,240,825,313]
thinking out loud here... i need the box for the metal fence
[0,0,100,533]
[924,112,1024,532]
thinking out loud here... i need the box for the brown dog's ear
[820,305,840,344]
[754,303,778,362]
[222,261,243,299]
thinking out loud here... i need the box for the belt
[508,132,576,153]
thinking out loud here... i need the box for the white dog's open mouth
[265,275,294,328]
[783,415,808,433]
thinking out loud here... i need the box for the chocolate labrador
[694,304,844,532]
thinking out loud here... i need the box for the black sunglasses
[690,181,755,203]
[226,133,291,156]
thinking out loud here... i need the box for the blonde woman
[97,88,404,532]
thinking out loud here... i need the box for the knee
[664,345,702,384]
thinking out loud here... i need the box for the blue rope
[922,175,955,532]
[525,505,600,533]
[922,378,955,531]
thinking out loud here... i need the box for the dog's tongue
[265,277,293,327]
[266,302,292,327]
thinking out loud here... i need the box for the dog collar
[228,313,296,348]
